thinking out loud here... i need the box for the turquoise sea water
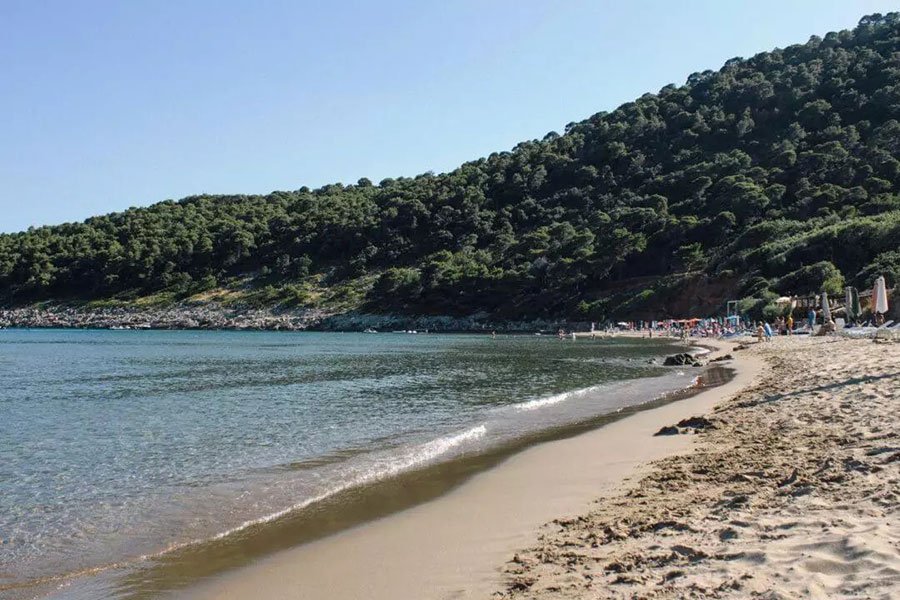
[0,330,696,598]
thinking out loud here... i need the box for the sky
[1,0,898,233]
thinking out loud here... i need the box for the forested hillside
[3,13,900,320]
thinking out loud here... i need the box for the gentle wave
[512,367,701,414]
[149,424,488,551]
[5,424,491,596]
[513,384,606,412]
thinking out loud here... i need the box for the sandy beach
[499,336,900,599]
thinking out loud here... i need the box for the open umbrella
[821,291,831,321]
[873,276,889,314]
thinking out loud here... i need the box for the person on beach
[807,308,816,331]
[756,322,765,342]
[763,321,773,341]
[787,313,794,335]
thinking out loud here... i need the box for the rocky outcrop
[0,304,329,331]
[0,304,590,333]
[654,416,716,437]
[662,353,705,367]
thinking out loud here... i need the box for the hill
[2,13,900,322]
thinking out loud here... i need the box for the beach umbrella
[872,276,889,314]
[821,291,831,321]
[871,280,878,313]
[851,287,861,319]
[845,287,854,318]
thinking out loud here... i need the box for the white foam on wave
[513,366,707,415]
[414,424,487,465]
[513,384,605,412]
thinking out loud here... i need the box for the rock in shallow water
[663,353,703,367]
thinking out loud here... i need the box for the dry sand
[180,339,759,600]
[499,336,900,599]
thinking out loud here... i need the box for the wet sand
[179,339,760,599]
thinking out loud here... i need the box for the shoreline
[173,338,761,600]
[499,336,900,598]
[15,335,706,599]
[31,338,715,599]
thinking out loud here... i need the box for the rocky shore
[0,304,589,333]
[0,304,328,331]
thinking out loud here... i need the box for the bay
[0,329,695,598]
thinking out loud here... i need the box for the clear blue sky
[1,0,896,233]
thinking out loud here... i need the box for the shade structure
[873,276,889,314]
[821,291,831,321]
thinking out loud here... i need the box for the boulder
[662,353,703,367]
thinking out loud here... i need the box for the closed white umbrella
[845,287,853,317]
[874,276,889,314]
[821,291,831,321]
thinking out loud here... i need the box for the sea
[0,329,716,599]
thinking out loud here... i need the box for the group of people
[761,314,796,338]
[605,319,743,338]
[757,308,825,341]
[597,304,891,345]
[755,306,879,342]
